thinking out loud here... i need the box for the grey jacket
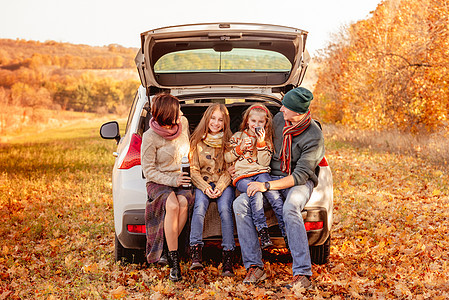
[270,112,325,187]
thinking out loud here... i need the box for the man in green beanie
[233,87,325,289]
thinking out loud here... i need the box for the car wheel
[115,234,146,264]
[309,234,331,265]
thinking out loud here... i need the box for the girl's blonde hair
[240,104,274,146]
[189,103,232,170]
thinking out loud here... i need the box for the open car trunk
[135,23,310,95]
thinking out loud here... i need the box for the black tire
[309,234,331,265]
[115,234,146,264]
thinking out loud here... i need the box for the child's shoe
[222,249,235,277]
[283,235,289,250]
[258,228,273,249]
[189,244,203,270]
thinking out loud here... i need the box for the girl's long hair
[239,103,274,147]
[189,103,232,170]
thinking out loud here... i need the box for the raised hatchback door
[135,23,310,90]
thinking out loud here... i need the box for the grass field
[1,120,448,299]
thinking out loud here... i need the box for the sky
[0,0,382,56]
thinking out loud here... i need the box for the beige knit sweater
[224,130,273,185]
[190,140,231,193]
[141,116,190,187]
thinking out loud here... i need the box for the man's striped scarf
[280,111,312,174]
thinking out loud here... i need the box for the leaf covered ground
[0,121,448,299]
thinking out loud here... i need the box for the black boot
[222,250,235,277]
[158,240,169,266]
[189,244,203,270]
[168,250,182,282]
[258,227,273,249]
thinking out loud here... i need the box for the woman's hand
[211,188,222,198]
[205,186,222,199]
[176,171,191,187]
[204,186,216,198]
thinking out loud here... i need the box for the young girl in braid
[225,104,286,250]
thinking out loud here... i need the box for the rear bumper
[303,207,330,246]
[116,206,330,250]
[265,207,329,247]
[117,209,146,249]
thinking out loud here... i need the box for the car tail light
[119,134,142,169]
[304,221,323,231]
[127,224,146,234]
[318,157,328,167]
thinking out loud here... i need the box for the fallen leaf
[111,286,127,299]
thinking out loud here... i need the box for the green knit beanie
[282,87,314,114]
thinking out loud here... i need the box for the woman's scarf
[149,118,182,140]
[280,111,311,174]
[203,132,223,148]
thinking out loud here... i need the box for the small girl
[225,104,286,249]
[188,103,236,277]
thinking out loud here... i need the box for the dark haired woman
[141,93,194,282]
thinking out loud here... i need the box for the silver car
[100,23,333,265]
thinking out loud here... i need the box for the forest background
[1,0,448,165]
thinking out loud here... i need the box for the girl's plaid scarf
[280,111,311,174]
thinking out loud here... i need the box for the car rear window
[154,49,291,73]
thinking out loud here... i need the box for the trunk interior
[138,96,282,135]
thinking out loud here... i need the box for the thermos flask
[180,156,191,189]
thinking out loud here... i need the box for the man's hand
[247,181,266,196]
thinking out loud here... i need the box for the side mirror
[100,121,120,144]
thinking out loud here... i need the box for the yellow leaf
[111,286,127,299]
[433,170,443,177]
[64,254,74,268]
[292,284,306,297]
[432,189,441,196]
[377,241,386,251]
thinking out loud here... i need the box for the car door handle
[113,152,119,157]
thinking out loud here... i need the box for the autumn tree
[313,0,449,132]
[0,38,140,113]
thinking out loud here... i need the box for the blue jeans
[233,177,314,276]
[235,173,286,236]
[189,184,235,251]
